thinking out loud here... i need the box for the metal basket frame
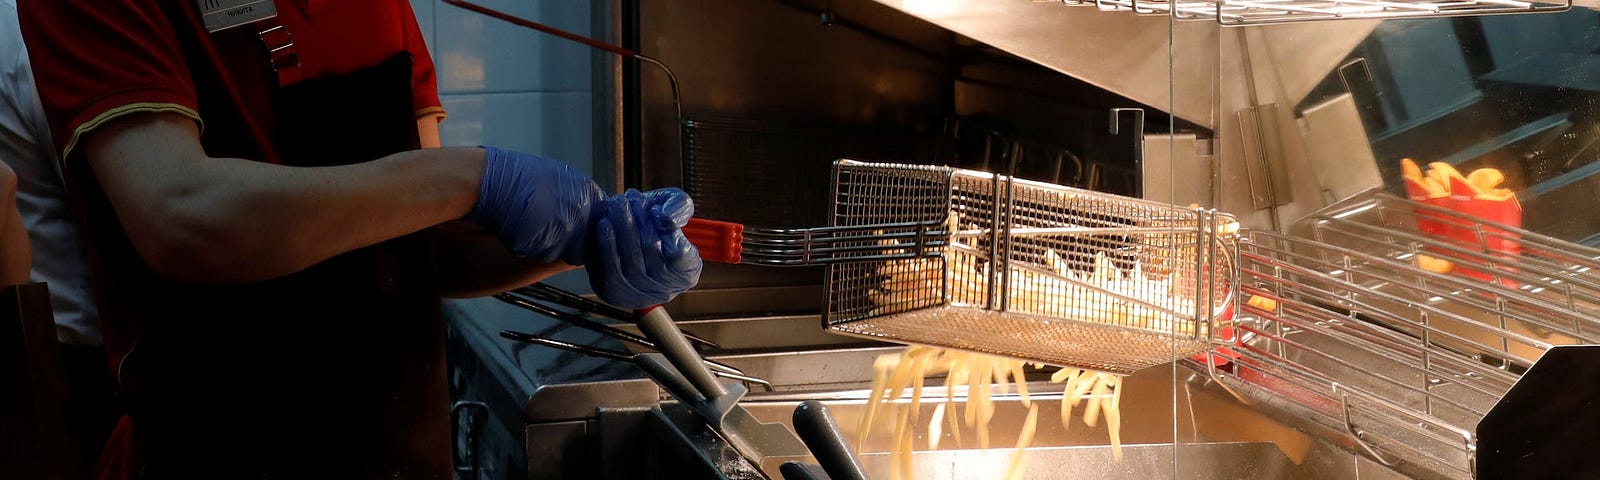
[821,160,1238,374]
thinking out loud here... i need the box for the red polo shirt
[21,1,452,478]
[22,0,444,164]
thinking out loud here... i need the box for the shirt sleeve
[399,0,444,121]
[18,0,200,163]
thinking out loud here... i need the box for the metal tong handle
[494,317,770,390]
[638,306,729,400]
[512,283,720,349]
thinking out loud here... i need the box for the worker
[19,0,700,478]
[1,0,121,473]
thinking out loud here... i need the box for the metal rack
[1206,229,1537,478]
[1295,192,1600,346]
[1043,0,1568,24]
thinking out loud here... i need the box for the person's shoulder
[0,0,22,93]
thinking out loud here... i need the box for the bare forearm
[87,113,485,282]
[0,200,28,286]
[435,223,577,297]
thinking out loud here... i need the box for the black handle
[793,400,869,480]
[780,461,830,480]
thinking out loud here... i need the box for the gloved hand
[468,146,605,264]
[588,188,703,309]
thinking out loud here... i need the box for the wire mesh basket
[822,160,1239,374]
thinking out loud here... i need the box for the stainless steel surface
[1237,104,1294,212]
[823,160,1236,373]
[519,309,1449,479]
[1066,0,1569,24]
[1299,94,1383,205]
[524,379,661,422]
[877,0,1205,124]
[523,379,659,480]
[1142,133,1210,208]
[519,352,1361,479]
[869,0,1378,129]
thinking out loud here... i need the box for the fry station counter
[439,0,1600,478]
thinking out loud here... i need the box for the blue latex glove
[468,146,605,264]
[588,188,703,309]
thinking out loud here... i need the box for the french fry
[1084,374,1108,428]
[1468,168,1505,192]
[889,404,908,480]
[898,407,913,480]
[966,356,984,427]
[1477,187,1515,201]
[908,354,927,427]
[1003,404,1040,480]
[992,360,1011,397]
[1245,294,1278,312]
[872,349,1131,480]
[1105,376,1124,461]
[1011,361,1031,408]
[1401,158,1423,181]
[1422,177,1449,196]
[859,354,902,452]
[1417,254,1454,274]
[1428,162,1464,184]
[1059,369,1082,431]
[976,362,993,449]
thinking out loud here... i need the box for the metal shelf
[1296,192,1600,330]
[1042,0,1568,25]
[1203,230,1533,479]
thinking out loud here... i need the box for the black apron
[121,48,452,480]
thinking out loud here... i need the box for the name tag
[198,0,278,33]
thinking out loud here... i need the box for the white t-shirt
[2,0,100,346]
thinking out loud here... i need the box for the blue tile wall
[438,92,594,171]
[410,0,598,294]
[432,0,594,94]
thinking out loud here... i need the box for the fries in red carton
[1442,165,1521,286]
[1402,158,1452,239]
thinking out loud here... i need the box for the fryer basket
[821,160,1238,374]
